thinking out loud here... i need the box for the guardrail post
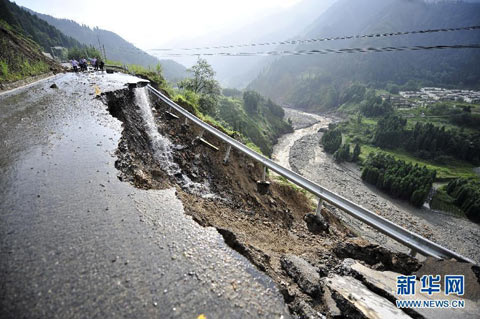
[257,165,270,195]
[223,145,232,165]
[408,248,418,258]
[184,117,188,125]
[316,198,324,216]
[193,129,219,151]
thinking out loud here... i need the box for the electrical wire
[149,25,480,52]
[150,44,480,58]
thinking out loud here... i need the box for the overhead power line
[150,25,480,52]
[150,44,480,58]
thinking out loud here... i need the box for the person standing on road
[71,59,79,72]
[80,58,88,72]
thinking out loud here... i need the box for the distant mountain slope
[160,0,336,88]
[249,0,480,111]
[27,9,187,82]
[0,0,81,51]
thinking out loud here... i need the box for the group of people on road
[70,57,104,73]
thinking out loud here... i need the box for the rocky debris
[50,83,58,89]
[334,240,420,274]
[281,255,322,298]
[324,275,412,319]
[350,260,480,319]
[283,108,323,130]
[321,286,342,318]
[304,213,329,234]
[290,299,326,319]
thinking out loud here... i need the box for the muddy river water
[272,108,480,263]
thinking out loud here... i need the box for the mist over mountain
[248,0,480,111]
[157,0,336,88]
[25,8,188,82]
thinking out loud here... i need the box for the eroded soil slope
[101,87,479,318]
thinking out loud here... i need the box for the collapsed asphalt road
[0,73,289,318]
[2,73,479,319]
[101,83,480,318]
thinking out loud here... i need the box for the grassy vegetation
[106,59,168,93]
[273,175,316,205]
[0,20,55,83]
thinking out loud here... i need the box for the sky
[13,0,302,50]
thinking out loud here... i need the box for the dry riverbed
[273,108,480,264]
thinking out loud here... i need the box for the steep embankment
[0,21,62,88]
[101,85,480,318]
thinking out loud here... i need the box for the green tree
[352,144,361,162]
[179,58,220,115]
[243,91,261,114]
[321,129,342,154]
[334,144,351,163]
[361,152,435,207]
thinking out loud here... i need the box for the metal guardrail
[146,84,475,264]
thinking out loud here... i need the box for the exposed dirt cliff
[101,86,479,318]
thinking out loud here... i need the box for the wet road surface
[0,73,288,318]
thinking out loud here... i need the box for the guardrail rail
[146,84,475,264]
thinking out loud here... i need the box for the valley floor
[272,108,480,264]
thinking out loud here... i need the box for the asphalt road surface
[0,72,289,319]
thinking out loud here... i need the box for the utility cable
[149,25,480,52]
[150,43,480,58]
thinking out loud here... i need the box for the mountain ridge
[248,0,480,111]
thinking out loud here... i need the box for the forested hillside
[249,0,480,111]
[27,9,188,82]
[0,20,62,84]
[0,0,81,51]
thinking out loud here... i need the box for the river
[272,108,480,263]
